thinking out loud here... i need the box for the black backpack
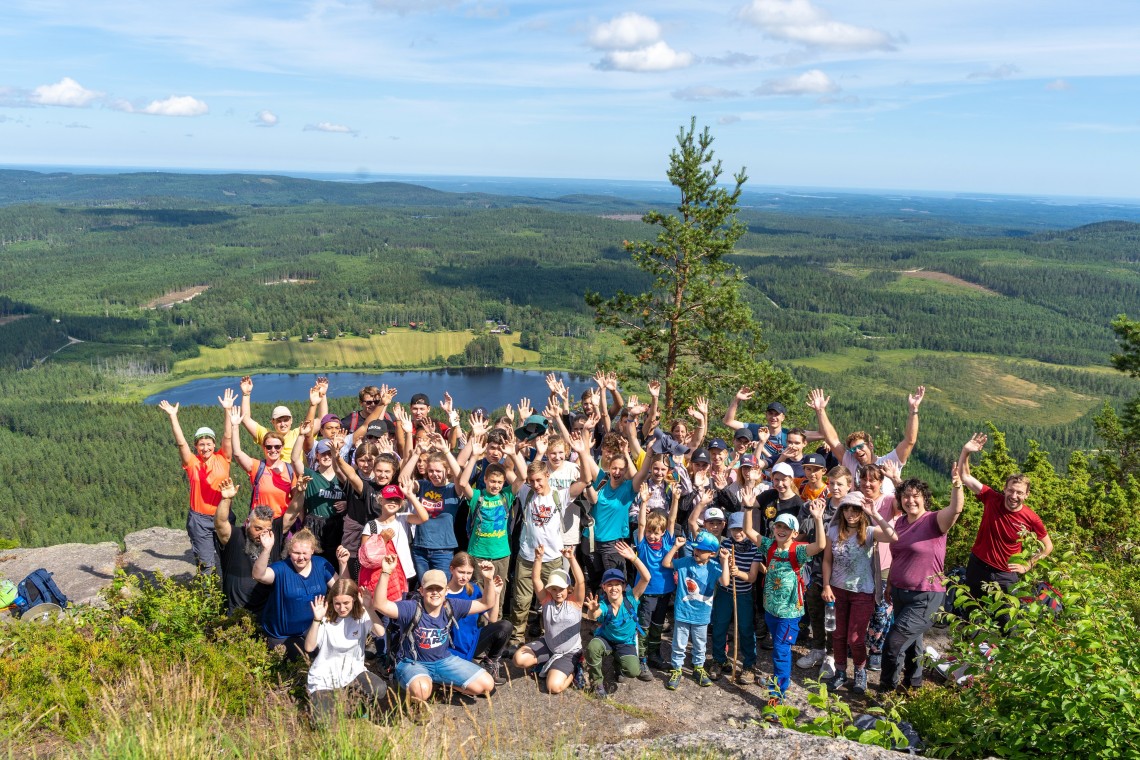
[16,568,69,615]
[392,594,457,662]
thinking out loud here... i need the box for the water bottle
[824,601,836,632]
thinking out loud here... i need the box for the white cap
[703,507,726,522]
[271,406,292,419]
[770,462,795,479]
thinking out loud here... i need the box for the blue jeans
[765,612,800,697]
[411,546,454,584]
[670,620,709,670]
[711,587,756,668]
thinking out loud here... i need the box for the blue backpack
[15,568,69,616]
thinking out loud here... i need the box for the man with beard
[213,479,284,614]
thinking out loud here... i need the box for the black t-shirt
[342,477,385,555]
[756,490,804,538]
[216,518,282,615]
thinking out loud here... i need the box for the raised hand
[229,406,243,428]
[561,547,575,560]
[673,534,687,550]
[311,594,328,621]
[440,392,454,414]
[735,386,753,402]
[470,437,486,459]
[568,430,587,454]
[219,478,239,499]
[754,427,770,446]
[292,474,313,494]
[300,419,313,437]
[533,544,545,561]
[696,397,709,418]
[881,459,901,482]
[381,553,398,573]
[316,377,329,398]
[534,433,549,459]
[259,531,275,551]
[614,540,635,560]
[963,432,987,454]
[713,471,728,490]
[908,386,926,413]
[605,372,619,392]
[492,575,505,592]
[583,592,600,616]
[331,429,347,449]
[951,462,963,489]
[398,474,415,495]
[687,404,704,422]
[806,388,830,412]
[518,397,533,420]
[429,432,447,451]
[469,413,488,439]
[309,385,322,406]
[808,498,826,521]
[379,384,397,405]
[392,404,413,433]
[158,400,179,417]
[501,437,518,457]
[336,545,350,567]
[648,380,661,399]
[638,482,650,504]
[504,403,515,423]
[593,370,607,388]
[241,376,254,395]
[219,388,237,410]
[719,547,732,562]
[478,560,495,581]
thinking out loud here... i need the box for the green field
[172,328,540,375]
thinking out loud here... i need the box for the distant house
[409,321,417,329]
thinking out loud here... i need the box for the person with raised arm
[709,512,764,684]
[356,478,429,603]
[877,467,965,693]
[213,478,280,614]
[662,531,724,690]
[158,388,237,571]
[633,479,681,675]
[582,435,652,586]
[251,527,348,659]
[289,425,344,560]
[455,431,516,605]
[230,405,295,521]
[723,386,800,460]
[399,433,463,579]
[807,386,924,496]
[445,553,512,684]
[583,541,652,698]
[341,384,397,440]
[372,554,499,723]
[512,546,587,693]
[304,580,388,724]
[957,433,1053,604]
[238,375,325,462]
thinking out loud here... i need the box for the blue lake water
[144,369,591,410]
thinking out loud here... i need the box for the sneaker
[818,654,836,680]
[706,660,724,681]
[637,658,653,682]
[482,657,506,685]
[593,682,610,699]
[827,670,848,691]
[868,653,882,672]
[796,648,825,669]
[666,669,683,690]
[695,666,713,687]
[852,667,868,695]
[615,671,625,684]
[572,653,587,690]
[736,668,756,685]
[758,634,774,651]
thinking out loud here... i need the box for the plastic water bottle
[824,601,836,632]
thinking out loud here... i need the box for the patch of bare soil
[0,314,31,326]
[901,269,999,295]
[143,285,210,309]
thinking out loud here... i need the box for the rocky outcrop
[564,725,914,759]
[0,527,196,606]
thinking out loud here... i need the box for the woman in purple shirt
[877,465,964,693]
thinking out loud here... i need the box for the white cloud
[704,51,759,67]
[304,121,358,135]
[1045,78,1072,91]
[718,115,742,125]
[140,95,209,117]
[739,0,895,52]
[589,12,660,51]
[672,86,742,101]
[967,63,1019,80]
[254,109,279,127]
[372,0,457,14]
[595,41,694,72]
[30,77,102,107]
[465,3,507,19]
[754,69,839,95]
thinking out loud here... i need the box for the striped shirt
[720,536,759,594]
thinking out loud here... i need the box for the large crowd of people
[159,372,1053,722]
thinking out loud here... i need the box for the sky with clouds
[1,0,1138,197]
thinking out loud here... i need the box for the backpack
[513,486,560,537]
[765,541,807,609]
[598,591,647,640]
[251,461,295,510]
[15,569,69,615]
[392,595,457,662]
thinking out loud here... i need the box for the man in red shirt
[958,433,1054,604]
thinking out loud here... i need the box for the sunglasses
[362,399,379,405]
[846,443,867,454]
[264,444,283,451]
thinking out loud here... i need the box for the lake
[144,369,591,410]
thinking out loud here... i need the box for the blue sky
[2,0,1138,197]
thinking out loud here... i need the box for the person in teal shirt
[583,541,651,699]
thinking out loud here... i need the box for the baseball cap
[420,569,448,590]
[409,393,430,407]
[694,531,721,553]
[690,449,711,464]
[471,406,490,420]
[546,569,571,589]
[601,568,626,586]
[707,437,728,451]
[366,420,391,438]
[840,491,864,509]
[703,507,726,523]
[734,428,754,441]
[728,512,746,530]
[803,452,827,469]
[192,426,216,442]
[739,453,758,468]
[770,462,795,479]
[315,439,334,454]
[271,405,292,420]
[379,484,405,501]
[319,413,339,428]
[767,401,787,415]
[651,428,690,456]
[774,513,800,532]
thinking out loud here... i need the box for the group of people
[158,371,1052,722]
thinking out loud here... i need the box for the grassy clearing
[891,270,999,296]
[172,328,540,375]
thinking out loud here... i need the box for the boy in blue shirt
[583,541,652,698]
[634,483,680,675]
[662,530,722,689]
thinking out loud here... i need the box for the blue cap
[803,452,827,469]
[601,568,626,586]
[774,513,800,532]
[707,437,728,451]
[739,453,758,468]
[728,512,746,530]
[694,531,721,553]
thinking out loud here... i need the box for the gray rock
[567,725,907,759]
[0,541,120,607]
[121,527,197,583]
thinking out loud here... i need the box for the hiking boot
[615,670,625,684]
[593,682,610,699]
[637,657,653,682]
[666,669,683,690]
[818,654,836,680]
[796,648,825,669]
[647,653,668,671]
[758,634,774,650]
[572,653,587,690]
[736,667,756,685]
[695,666,713,687]
[482,657,506,685]
[867,653,882,672]
[706,660,724,681]
[852,667,868,695]
[828,670,848,691]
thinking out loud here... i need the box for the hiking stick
[731,544,739,682]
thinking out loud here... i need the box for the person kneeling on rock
[583,541,651,698]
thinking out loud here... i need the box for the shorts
[525,638,579,677]
[395,654,484,691]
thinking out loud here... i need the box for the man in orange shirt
[158,389,237,572]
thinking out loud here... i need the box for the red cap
[380,485,405,501]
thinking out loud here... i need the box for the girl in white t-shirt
[304,578,388,723]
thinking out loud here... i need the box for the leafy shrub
[765,680,911,751]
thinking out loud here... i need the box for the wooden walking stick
[731,544,739,682]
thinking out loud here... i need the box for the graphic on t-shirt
[415,624,449,650]
[679,575,714,606]
[529,498,556,527]
[422,489,444,518]
[475,499,507,539]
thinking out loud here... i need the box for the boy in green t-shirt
[457,447,515,612]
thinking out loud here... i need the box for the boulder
[0,541,120,607]
[121,527,198,583]
[564,725,911,759]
